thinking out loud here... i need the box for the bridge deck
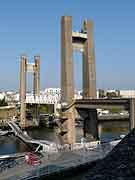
[74,98,131,110]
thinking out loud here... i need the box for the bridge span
[74,98,130,110]
[98,114,129,121]
[60,98,135,144]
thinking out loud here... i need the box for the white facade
[7,88,135,105]
[25,88,83,104]
[120,90,135,98]
[5,88,99,104]
[0,92,6,100]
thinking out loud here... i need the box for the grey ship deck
[0,140,119,180]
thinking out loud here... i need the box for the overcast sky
[0,0,135,91]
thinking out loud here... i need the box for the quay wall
[0,106,16,127]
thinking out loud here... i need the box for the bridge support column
[84,109,99,140]
[60,16,75,144]
[77,109,99,140]
[83,21,96,98]
[61,16,74,104]
[129,98,135,130]
[32,104,40,126]
[60,107,76,144]
[20,56,27,128]
[33,56,40,97]
[33,56,40,126]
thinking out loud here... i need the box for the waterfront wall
[0,106,16,126]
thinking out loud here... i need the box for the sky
[0,0,135,91]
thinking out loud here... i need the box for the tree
[0,97,8,106]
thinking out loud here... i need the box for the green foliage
[26,104,54,114]
[0,97,8,106]
[110,108,121,113]
[99,89,105,98]
[106,92,117,98]
[40,105,49,113]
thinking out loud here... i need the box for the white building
[25,88,83,104]
[7,88,101,105]
[0,92,6,100]
[120,90,135,98]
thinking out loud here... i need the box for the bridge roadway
[98,114,129,121]
[61,98,134,143]
[74,98,130,110]
[7,121,58,153]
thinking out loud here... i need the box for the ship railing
[4,157,95,179]
[1,143,114,180]
[0,140,120,179]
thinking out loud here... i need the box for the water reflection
[99,121,128,141]
[0,135,30,155]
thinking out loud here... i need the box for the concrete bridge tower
[60,16,97,144]
[20,55,40,128]
[20,56,27,128]
[61,16,96,104]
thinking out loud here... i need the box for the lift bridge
[18,16,135,146]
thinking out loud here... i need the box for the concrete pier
[60,107,76,144]
[76,109,99,140]
[129,98,135,130]
[83,109,99,140]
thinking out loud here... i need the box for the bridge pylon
[20,55,40,128]
[60,16,97,144]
